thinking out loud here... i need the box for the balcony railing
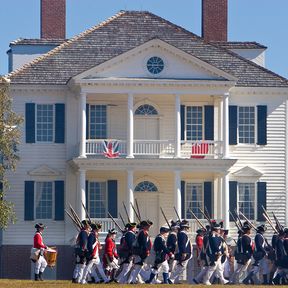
[85,139,223,158]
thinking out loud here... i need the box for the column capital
[223,92,230,98]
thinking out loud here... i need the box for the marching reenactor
[202,223,228,285]
[103,228,119,281]
[116,222,137,283]
[232,224,253,284]
[146,226,172,284]
[243,224,270,285]
[168,220,192,284]
[80,222,110,284]
[128,220,153,284]
[167,220,179,274]
[33,223,48,281]
[72,220,90,283]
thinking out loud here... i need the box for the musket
[198,207,211,225]
[123,202,131,223]
[135,198,141,221]
[173,206,181,221]
[65,209,81,231]
[262,213,278,234]
[119,213,126,227]
[204,206,211,222]
[234,209,243,228]
[272,211,282,233]
[82,201,92,224]
[69,203,83,229]
[238,211,257,231]
[130,202,141,222]
[228,210,242,231]
[107,212,124,233]
[188,208,206,231]
[160,207,172,230]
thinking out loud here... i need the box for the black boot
[262,274,268,285]
[272,274,281,285]
[39,271,44,281]
[35,274,40,281]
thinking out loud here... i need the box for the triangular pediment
[28,165,62,176]
[74,39,237,82]
[232,166,262,178]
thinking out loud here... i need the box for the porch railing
[85,139,223,158]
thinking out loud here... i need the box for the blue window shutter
[85,181,89,212]
[55,104,65,143]
[0,181,3,192]
[24,181,34,220]
[229,106,238,145]
[229,181,237,221]
[257,105,267,145]
[54,181,64,221]
[86,104,90,140]
[257,182,266,221]
[180,105,185,141]
[25,103,35,143]
[204,106,214,140]
[108,180,118,218]
[181,181,185,219]
[204,182,213,218]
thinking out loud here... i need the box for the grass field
[0,280,276,287]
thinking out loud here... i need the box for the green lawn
[0,280,277,287]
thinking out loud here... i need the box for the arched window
[134,181,158,192]
[135,104,158,115]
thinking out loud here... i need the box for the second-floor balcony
[85,139,223,159]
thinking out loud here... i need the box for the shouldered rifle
[238,211,257,231]
[228,210,242,231]
[160,207,172,230]
[130,202,141,222]
[198,207,211,225]
[119,213,126,227]
[69,203,83,229]
[173,206,181,221]
[135,199,141,221]
[82,201,92,225]
[123,202,131,223]
[108,212,124,233]
[188,208,206,231]
[234,209,243,228]
[272,211,282,233]
[65,209,81,231]
[262,213,278,234]
[204,206,211,222]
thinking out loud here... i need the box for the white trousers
[152,260,169,274]
[233,259,251,284]
[202,257,224,285]
[169,258,190,282]
[35,255,47,274]
[81,257,109,284]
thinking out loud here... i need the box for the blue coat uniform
[153,234,170,264]
[177,230,192,261]
[207,233,222,263]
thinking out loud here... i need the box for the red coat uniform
[33,232,47,249]
[103,236,118,267]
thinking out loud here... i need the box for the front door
[134,193,159,237]
[134,116,159,140]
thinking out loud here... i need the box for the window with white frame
[238,106,255,144]
[135,104,158,115]
[134,181,158,192]
[185,183,203,219]
[36,104,54,142]
[90,105,107,139]
[186,106,203,141]
[238,183,255,220]
[35,181,53,219]
[89,182,107,218]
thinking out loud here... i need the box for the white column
[175,94,181,158]
[79,92,87,158]
[218,175,223,219]
[127,93,134,158]
[174,170,181,218]
[223,92,229,158]
[223,173,229,229]
[78,169,86,221]
[127,169,134,222]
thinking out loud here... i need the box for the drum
[44,247,57,267]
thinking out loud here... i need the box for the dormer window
[146,56,164,74]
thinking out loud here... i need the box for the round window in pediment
[146,56,164,74]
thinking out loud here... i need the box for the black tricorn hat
[126,222,137,229]
[108,228,117,234]
[140,220,153,227]
[35,223,46,229]
[160,226,170,233]
[180,219,190,229]
[81,219,90,226]
[90,222,102,230]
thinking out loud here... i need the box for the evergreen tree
[0,76,23,229]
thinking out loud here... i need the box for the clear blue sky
[0,0,287,78]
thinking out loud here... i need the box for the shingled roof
[7,11,288,87]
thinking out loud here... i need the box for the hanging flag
[103,140,120,158]
[191,142,209,159]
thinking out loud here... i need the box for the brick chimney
[202,0,228,42]
[41,0,66,39]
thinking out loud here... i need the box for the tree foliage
[0,76,23,229]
